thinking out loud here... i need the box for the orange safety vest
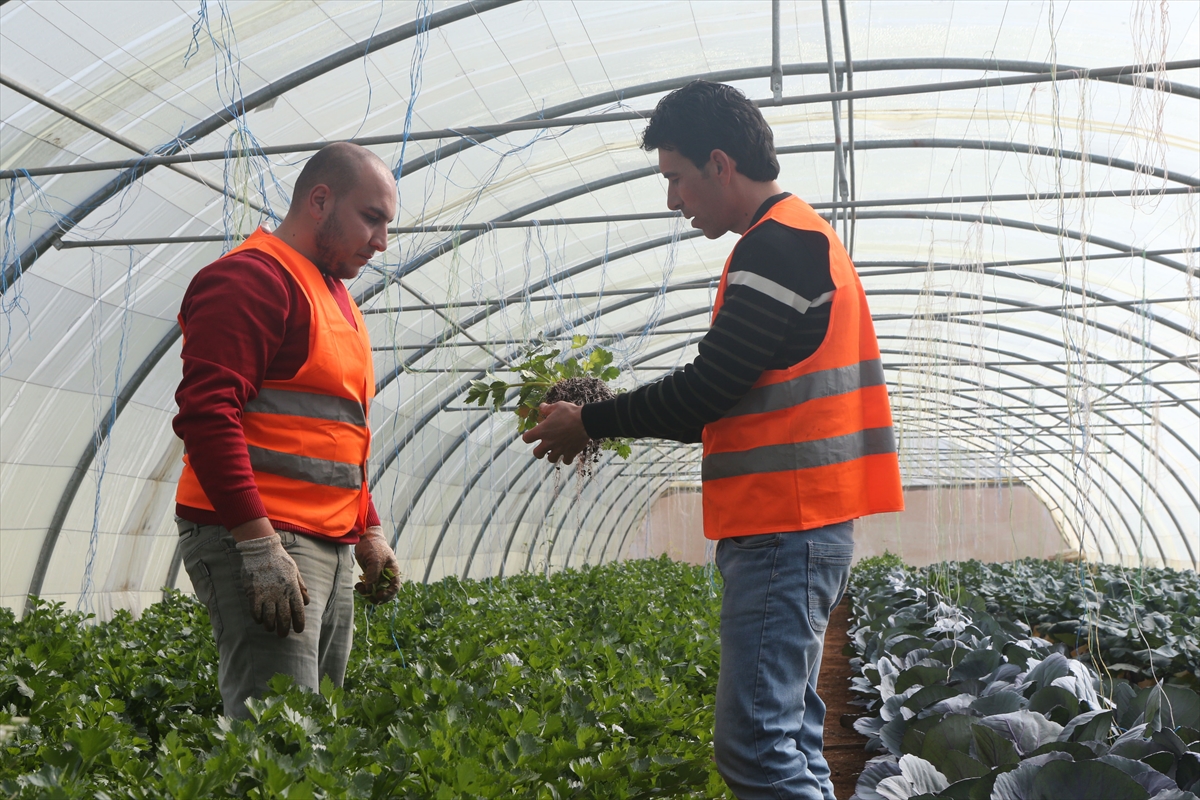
[176,228,375,538]
[701,196,903,539]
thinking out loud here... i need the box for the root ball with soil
[542,376,616,478]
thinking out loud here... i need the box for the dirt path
[820,599,869,800]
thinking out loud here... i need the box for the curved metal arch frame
[382,56,1200,180]
[572,443,698,568]
[415,306,719,579]
[562,326,1189,569]
[420,427,522,583]
[570,362,1133,571]
[541,446,682,573]
[373,296,708,553]
[11,27,1197,608]
[440,302,1196,579]
[425,252,1200,575]
[365,201,1197,490]
[362,162,1196,401]
[461,450,545,580]
[2,0,518,290]
[595,436,1098,575]
[24,133,1199,605]
[26,138,1198,547]
[558,446,686,570]
[393,262,1200,582]
[498,458,563,579]
[377,288,710,564]
[24,325,181,610]
[32,209,1195,604]
[876,356,1170,565]
[538,300,1196,569]
[591,296,1200,530]
[591,388,1163,573]
[358,141,1195,321]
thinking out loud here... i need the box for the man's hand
[235,532,310,637]
[355,526,401,604]
[521,402,590,464]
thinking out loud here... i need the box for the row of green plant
[925,559,1200,687]
[845,555,1200,800]
[1,558,729,799]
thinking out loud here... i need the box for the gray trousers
[176,519,355,719]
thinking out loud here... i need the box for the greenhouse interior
[1,0,1197,798]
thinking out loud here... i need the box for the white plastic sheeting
[1,0,1197,618]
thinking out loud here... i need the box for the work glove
[236,533,310,637]
[355,526,401,604]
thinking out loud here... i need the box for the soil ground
[820,599,870,799]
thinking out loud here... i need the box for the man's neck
[730,180,785,234]
[270,217,319,266]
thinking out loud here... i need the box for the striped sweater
[581,193,835,444]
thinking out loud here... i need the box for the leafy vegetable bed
[846,557,1200,800]
[1,558,730,799]
[932,559,1200,687]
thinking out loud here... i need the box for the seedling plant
[467,335,632,475]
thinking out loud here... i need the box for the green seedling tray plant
[467,335,633,469]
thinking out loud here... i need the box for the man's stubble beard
[313,213,355,280]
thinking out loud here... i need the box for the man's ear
[308,184,332,218]
[709,149,736,185]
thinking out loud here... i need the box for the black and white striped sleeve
[580,220,834,443]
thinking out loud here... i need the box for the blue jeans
[714,522,854,800]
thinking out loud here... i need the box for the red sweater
[173,249,380,543]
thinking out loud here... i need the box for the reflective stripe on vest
[247,445,363,490]
[721,358,886,419]
[702,426,896,481]
[245,387,368,426]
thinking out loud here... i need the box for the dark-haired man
[174,142,401,719]
[524,81,903,799]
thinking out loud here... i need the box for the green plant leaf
[972,723,1020,769]
[1029,759,1150,800]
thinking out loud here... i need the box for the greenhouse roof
[1,0,1197,618]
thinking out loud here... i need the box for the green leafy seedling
[466,335,632,459]
[359,566,398,598]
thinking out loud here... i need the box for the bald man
[173,143,401,718]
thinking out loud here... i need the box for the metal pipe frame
[413,307,715,581]
[7,15,1190,604]
[500,301,1178,572]
[24,325,181,610]
[600,427,1114,572]
[366,241,704,493]
[578,444,697,567]
[5,58,1195,183]
[1,74,270,217]
[374,282,707,558]
[18,67,1200,599]
[837,0,858,255]
[460,451,544,580]
[585,351,1154,571]
[559,447,682,570]
[530,304,1198,567]
[357,163,1195,410]
[27,196,1194,603]
[366,294,1196,350]
[821,0,850,243]
[881,384,1157,566]
[57,185,1196,249]
[2,0,518,290]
